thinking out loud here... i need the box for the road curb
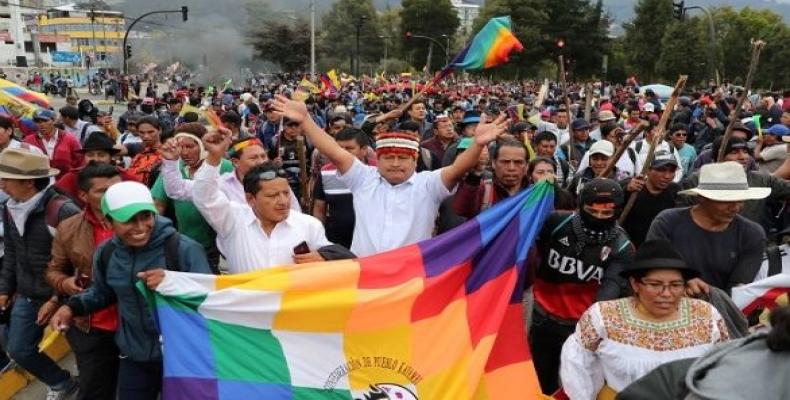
[0,329,70,400]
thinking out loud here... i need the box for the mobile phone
[293,241,310,255]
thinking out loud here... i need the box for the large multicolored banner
[143,181,555,399]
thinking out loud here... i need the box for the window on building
[23,41,32,52]
[40,42,56,53]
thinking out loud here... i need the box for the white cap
[588,140,614,157]
[643,103,655,113]
[101,181,158,222]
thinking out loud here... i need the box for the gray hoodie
[685,333,790,400]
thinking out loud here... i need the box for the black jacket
[0,187,80,300]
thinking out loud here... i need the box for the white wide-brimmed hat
[678,161,771,201]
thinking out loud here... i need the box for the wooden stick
[559,56,574,165]
[296,136,309,211]
[583,82,594,121]
[619,75,688,224]
[598,121,650,178]
[534,78,549,109]
[717,39,766,162]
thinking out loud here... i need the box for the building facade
[450,0,480,36]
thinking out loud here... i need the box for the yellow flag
[327,70,341,90]
[298,78,320,94]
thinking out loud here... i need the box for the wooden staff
[534,78,549,109]
[717,40,766,162]
[296,135,309,211]
[598,121,650,178]
[583,82,594,121]
[619,75,688,224]
[559,56,574,165]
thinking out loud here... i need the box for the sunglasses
[257,169,288,181]
[673,133,687,137]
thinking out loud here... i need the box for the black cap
[571,118,591,131]
[510,122,531,134]
[650,149,679,169]
[579,178,624,207]
[78,132,120,154]
[620,239,699,279]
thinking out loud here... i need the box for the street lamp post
[406,33,449,67]
[355,16,367,77]
[310,0,315,81]
[378,35,390,61]
[684,6,717,85]
[122,6,189,75]
[440,34,451,65]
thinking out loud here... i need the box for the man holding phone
[46,163,122,399]
[192,128,336,273]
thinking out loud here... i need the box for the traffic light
[125,45,132,59]
[405,31,412,40]
[181,6,189,22]
[672,1,685,20]
[556,39,565,49]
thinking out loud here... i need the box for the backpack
[97,232,182,278]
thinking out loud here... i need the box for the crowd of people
[0,71,788,399]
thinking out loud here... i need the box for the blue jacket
[67,216,211,362]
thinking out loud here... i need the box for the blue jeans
[6,296,71,388]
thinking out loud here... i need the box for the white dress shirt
[192,162,330,273]
[161,159,301,211]
[337,158,454,257]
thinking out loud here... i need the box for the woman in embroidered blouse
[559,240,729,400]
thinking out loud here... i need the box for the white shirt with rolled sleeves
[338,158,455,257]
[161,158,301,211]
[192,162,331,273]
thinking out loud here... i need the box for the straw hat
[0,148,59,179]
[678,161,771,202]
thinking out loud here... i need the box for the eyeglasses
[673,133,687,137]
[638,279,686,294]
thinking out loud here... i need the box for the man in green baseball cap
[50,180,212,400]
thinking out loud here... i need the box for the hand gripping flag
[142,180,554,399]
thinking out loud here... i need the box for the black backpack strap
[164,232,181,272]
[98,241,117,279]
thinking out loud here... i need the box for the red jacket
[24,130,83,179]
[55,165,140,208]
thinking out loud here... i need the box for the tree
[541,0,611,78]
[249,21,311,73]
[655,20,705,85]
[622,0,673,82]
[319,0,383,73]
[704,7,786,86]
[400,0,459,71]
[473,0,548,77]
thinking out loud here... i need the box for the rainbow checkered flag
[142,181,554,399]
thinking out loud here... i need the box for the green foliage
[474,0,609,79]
[320,0,383,70]
[400,0,460,71]
[622,0,673,82]
[655,20,706,85]
[474,0,548,77]
[248,20,311,73]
